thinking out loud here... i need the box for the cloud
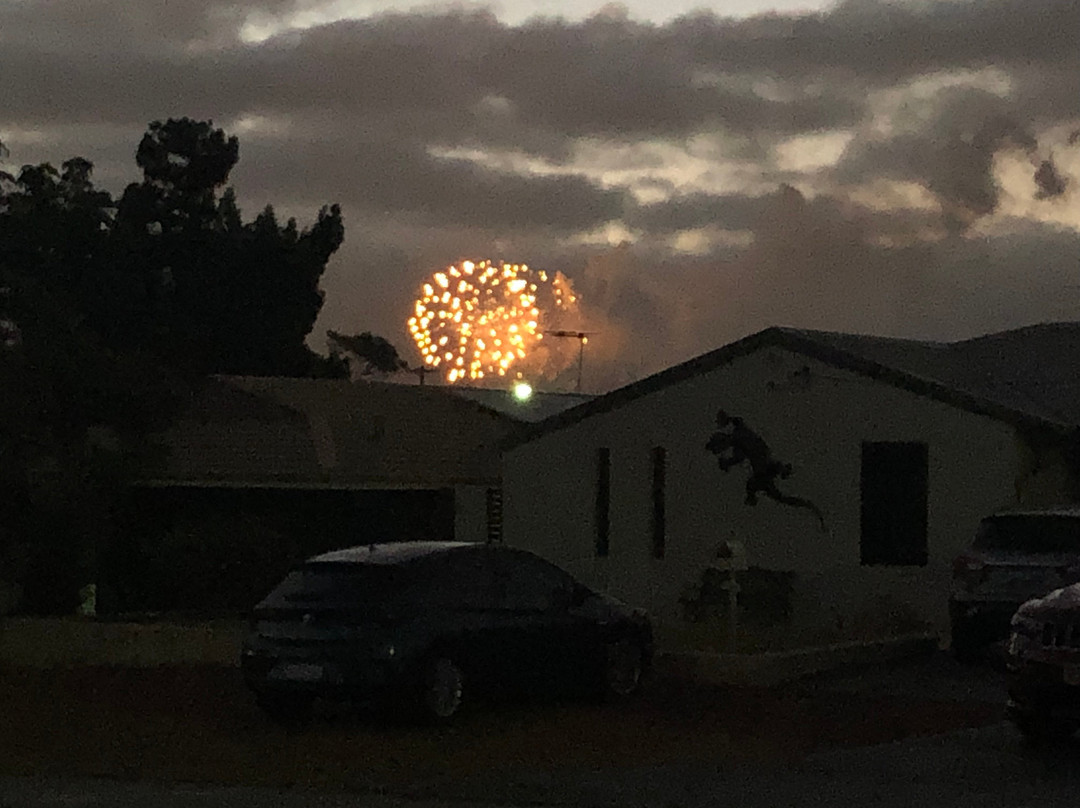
[573,185,1080,390]
[2,0,1079,391]
[1034,159,1068,199]
[232,132,628,231]
[830,82,1080,231]
[672,0,1080,87]
[627,192,774,234]
[0,0,294,56]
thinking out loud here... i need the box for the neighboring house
[446,385,594,423]
[138,376,588,546]
[501,323,1080,644]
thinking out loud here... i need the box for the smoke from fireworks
[408,260,582,384]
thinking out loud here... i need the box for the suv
[949,508,1080,661]
[241,541,653,723]
[1006,584,1080,742]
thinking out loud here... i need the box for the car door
[489,549,593,693]
[423,549,509,690]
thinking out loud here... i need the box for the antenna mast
[544,330,595,392]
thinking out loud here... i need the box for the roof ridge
[505,323,1080,449]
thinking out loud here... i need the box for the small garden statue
[76,583,97,618]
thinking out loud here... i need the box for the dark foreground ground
[0,651,1006,798]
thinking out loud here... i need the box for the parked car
[240,541,654,723]
[1006,583,1080,742]
[950,507,1080,662]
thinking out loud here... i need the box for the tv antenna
[544,330,597,393]
[408,364,439,385]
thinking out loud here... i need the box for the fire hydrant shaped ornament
[714,541,747,651]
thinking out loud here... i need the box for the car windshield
[973,515,1080,554]
[257,562,416,611]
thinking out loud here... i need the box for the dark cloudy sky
[3,0,1079,392]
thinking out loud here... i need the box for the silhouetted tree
[108,117,346,377]
[0,156,183,614]
[0,119,356,613]
[327,330,409,376]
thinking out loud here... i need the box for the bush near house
[145,514,295,614]
[96,508,302,616]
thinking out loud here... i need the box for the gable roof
[143,376,520,489]
[508,322,1080,447]
[443,385,595,422]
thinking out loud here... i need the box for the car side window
[421,552,501,611]
[493,551,576,612]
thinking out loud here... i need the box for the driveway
[0,651,1007,802]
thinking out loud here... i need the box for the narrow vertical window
[860,441,928,566]
[651,446,666,558]
[595,447,611,557]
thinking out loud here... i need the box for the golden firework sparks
[407,260,581,384]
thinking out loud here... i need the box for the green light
[513,381,533,401]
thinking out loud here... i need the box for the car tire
[419,655,465,722]
[601,637,645,701]
[256,692,315,727]
[1011,712,1079,745]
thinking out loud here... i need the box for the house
[137,375,589,546]
[500,323,1080,645]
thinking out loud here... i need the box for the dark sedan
[240,541,653,723]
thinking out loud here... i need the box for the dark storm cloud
[0,0,295,55]
[483,15,865,142]
[0,3,867,139]
[575,185,1080,390]
[628,185,948,245]
[671,0,1080,86]
[5,0,1076,173]
[628,192,773,234]
[234,134,628,231]
[1034,160,1068,200]
[831,86,1058,229]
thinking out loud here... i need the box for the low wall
[653,632,940,687]
[0,617,939,681]
[0,617,245,667]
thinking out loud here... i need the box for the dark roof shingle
[144,377,519,488]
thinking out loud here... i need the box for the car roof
[306,541,483,566]
[987,507,1080,519]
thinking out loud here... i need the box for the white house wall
[453,484,491,544]
[503,347,1019,642]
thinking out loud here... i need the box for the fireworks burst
[408,260,581,384]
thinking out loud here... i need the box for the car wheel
[256,692,315,727]
[602,637,645,700]
[420,656,465,721]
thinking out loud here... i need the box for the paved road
[4,723,1078,808]
[6,653,1073,808]
[0,778,499,808]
